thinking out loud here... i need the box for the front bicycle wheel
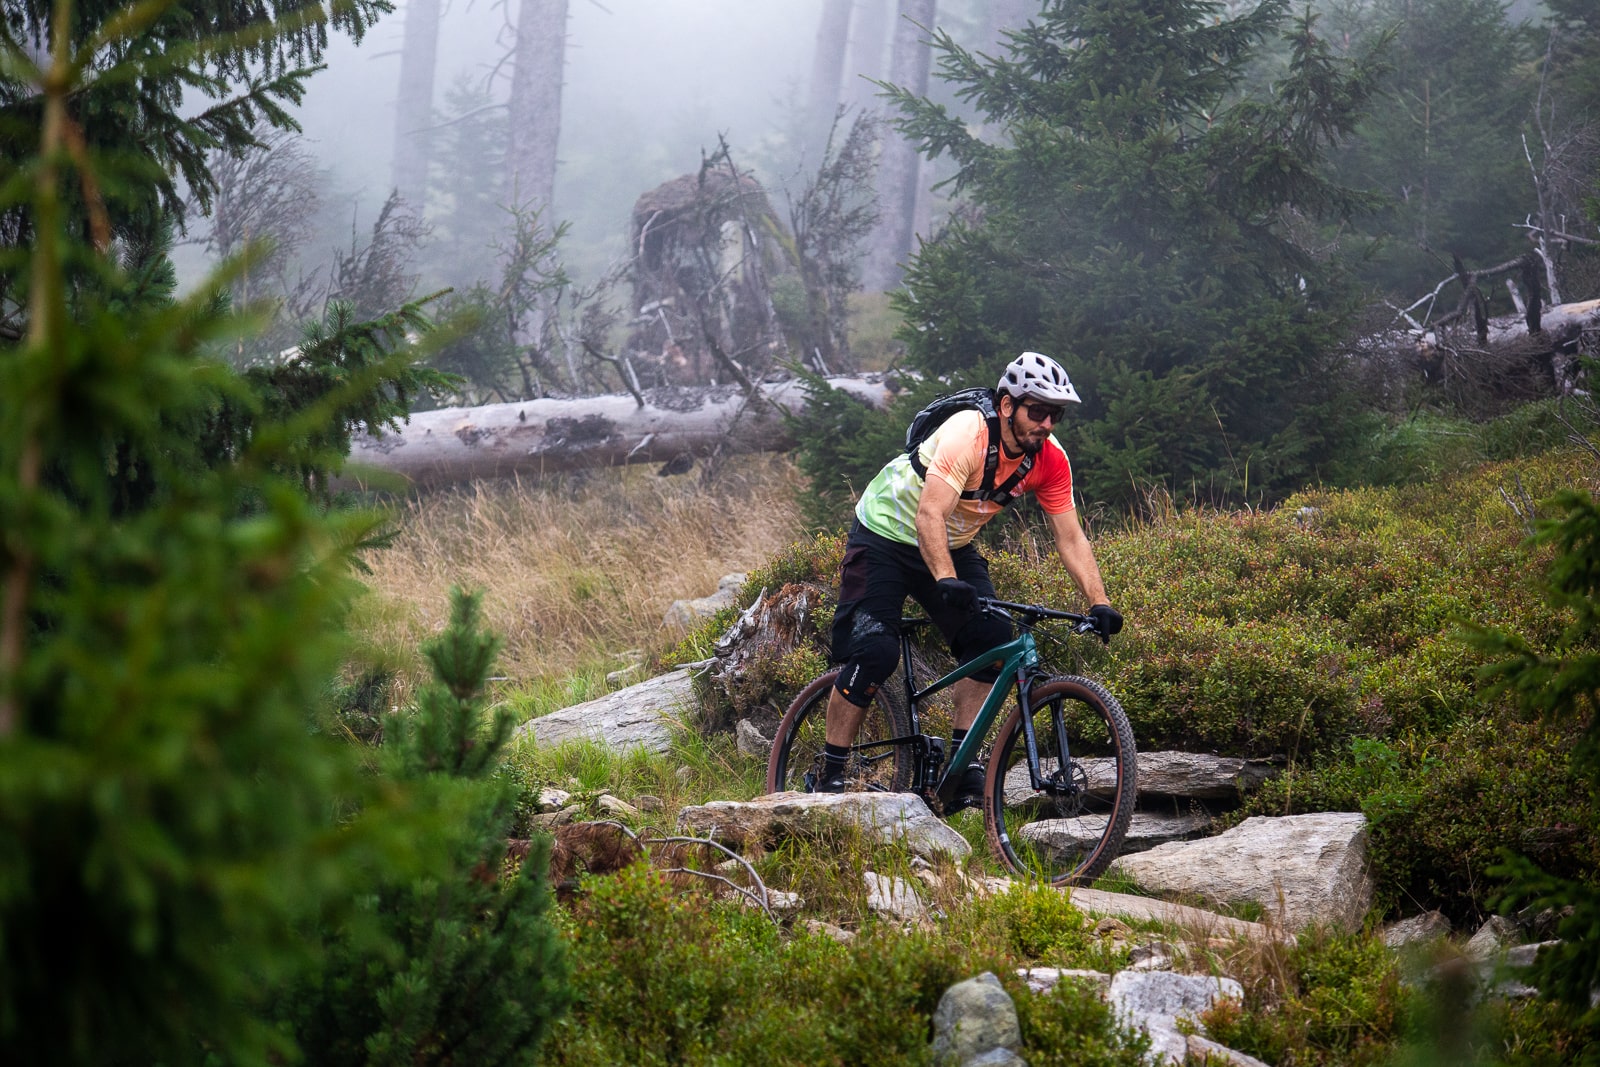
[984,675,1137,885]
[767,668,913,795]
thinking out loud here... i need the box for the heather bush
[1201,929,1410,1067]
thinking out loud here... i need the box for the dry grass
[351,454,804,704]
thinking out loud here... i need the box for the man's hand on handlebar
[1088,603,1123,643]
[937,577,979,611]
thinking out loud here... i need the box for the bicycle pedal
[802,770,818,793]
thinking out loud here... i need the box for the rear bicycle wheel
[984,675,1137,885]
[766,668,913,794]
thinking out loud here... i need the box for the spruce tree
[0,15,446,1062]
[1328,0,1536,296]
[0,13,556,1063]
[865,0,1388,509]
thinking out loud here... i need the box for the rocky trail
[512,578,1562,1066]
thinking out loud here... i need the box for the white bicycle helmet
[997,351,1081,404]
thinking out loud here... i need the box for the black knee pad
[834,621,898,708]
[952,614,1013,684]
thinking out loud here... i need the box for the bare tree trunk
[391,0,441,210]
[847,0,891,111]
[343,377,893,488]
[808,0,856,153]
[506,0,568,214]
[863,0,936,292]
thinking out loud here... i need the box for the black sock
[823,742,850,775]
[951,728,968,748]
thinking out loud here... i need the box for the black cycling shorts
[828,521,1013,697]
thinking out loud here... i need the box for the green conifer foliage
[0,0,391,260]
[0,14,442,1063]
[873,0,1388,509]
[1329,0,1536,295]
[279,587,571,1066]
[1469,488,1600,1050]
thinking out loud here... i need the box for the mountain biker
[817,351,1122,803]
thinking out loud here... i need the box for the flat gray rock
[516,669,695,754]
[1110,971,1245,1066]
[1067,887,1290,943]
[1003,751,1279,807]
[1187,1034,1272,1067]
[678,790,972,860]
[1111,812,1374,930]
[1016,967,1111,995]
[1016,810,1211,858]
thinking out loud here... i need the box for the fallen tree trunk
[1482,296,1600,347]
[344,376,892,489]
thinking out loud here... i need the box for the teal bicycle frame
[859,600,1092,810]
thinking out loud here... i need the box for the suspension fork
[1014,669,1071,792]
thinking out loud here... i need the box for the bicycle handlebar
[975,596,1106,640]
[901,597,1108,643]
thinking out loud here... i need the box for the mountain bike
[765,598,1137,886]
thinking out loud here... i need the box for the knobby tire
[766,668,914,795]
[983,674,1137,886]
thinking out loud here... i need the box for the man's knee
[953,615,1012,684]
[834,620,898,708]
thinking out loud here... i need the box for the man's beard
[1009,413,1049,455]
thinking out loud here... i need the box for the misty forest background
[4,0,1600,1064]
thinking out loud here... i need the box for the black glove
[1088,603,1123,642]
[937,577,979,612]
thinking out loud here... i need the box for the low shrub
[1201,928,1409,1067]
[1011,977,1150,1067]
[544,862,988,1066]
[1233,713,1600,922]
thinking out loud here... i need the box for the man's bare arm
[915,476,962,579]
[1044,506,1109,605]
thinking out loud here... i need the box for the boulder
[931,972,1022,1067]
[516,668,695,754]
[1109,971,1245,1067]
[735,718,772,757]
[1187,1034,1272,1067]
[677,791,972,861]
[803,919,855,943]
[1465,915,1522,961]
[535,787,571,812]
[865,871,927,922]
[1015,810,1211,858]
[1003,751,1279,806]
[1016,967,1111,995]
[1126,942,1174,972]
[595,794,639,819]
[663,572,747,629]
[1383,910,1452,949]
[1111,813,1374,930]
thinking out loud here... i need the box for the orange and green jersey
[854,409,1075,549]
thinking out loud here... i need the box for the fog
[293,0,847,275]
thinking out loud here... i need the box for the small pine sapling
[281,587,571,1066]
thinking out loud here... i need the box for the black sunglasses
[1021,401,1065,424]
